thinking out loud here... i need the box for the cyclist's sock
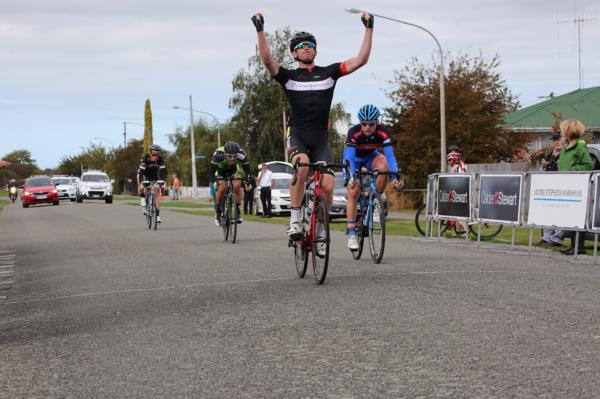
[347,219,356,235]
[291,207,301,224]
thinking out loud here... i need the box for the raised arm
[252,13,280,76]
[342,12,374,75]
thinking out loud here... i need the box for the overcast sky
[2,0,599,168]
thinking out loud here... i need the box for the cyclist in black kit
[251,11,374,239]
[137,144,168,223]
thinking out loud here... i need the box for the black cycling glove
[361,13,374,29]
[251,14,264,32]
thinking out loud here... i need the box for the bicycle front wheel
[469,223,503,240]
[231,202,239,244]
[311,198,330,284]
[414,204,427,236]
[146,195,153,229]
[369,194,386,264]
[221,197,231,241]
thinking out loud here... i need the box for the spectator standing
[558,119,593,256]
[540,132,564,246]
[243,176,257,215]
[171,174,181,200]
[447,146,468,232]
[257,163,274,218]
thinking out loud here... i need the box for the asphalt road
[1,199,600,398]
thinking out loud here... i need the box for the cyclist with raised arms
[208,141,252,226]
[343,105,402,250]
[251,11,374,239]
[137,144,168,224]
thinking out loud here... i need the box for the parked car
[21,175,59,208]
[52,176,76,201]
[260,161,294,175]
[77,170,113,203]
[255,173,293,216]
[331,172,348,218]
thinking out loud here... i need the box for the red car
[22,176,59,208]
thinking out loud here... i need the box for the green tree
[385,52,530,188]
[1,149,38,184]
[106,139,144,193]
[143,98,153,154]
[168,121,217,186]
[57,143,111,176]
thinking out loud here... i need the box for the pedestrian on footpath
[243,176,257,215]
[257,163,274,218]
[171,174,181,200]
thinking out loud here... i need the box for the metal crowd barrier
[422,171,600,263]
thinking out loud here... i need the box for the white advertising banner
[527,173,591,229]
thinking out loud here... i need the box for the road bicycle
[349,169,398,264]
[217,176,243,244]
[290,161,347,284]
[142,180,164,230]
[414,203,503,240]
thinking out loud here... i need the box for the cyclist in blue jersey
[343,105,402,250]
[251,11,374,240]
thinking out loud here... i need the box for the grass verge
[0,199,9,214]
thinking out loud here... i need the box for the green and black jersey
[208,146,251,182]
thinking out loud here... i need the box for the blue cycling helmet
[357,104,380,122]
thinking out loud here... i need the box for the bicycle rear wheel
[414,204,427,236]
[231,202,239,244]
[350,205,365,260]
[469,223,503,240]
[369,194,386,264]
[311,198,330,284]
[294,238,308,278]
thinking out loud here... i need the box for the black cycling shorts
[286,127,332,163]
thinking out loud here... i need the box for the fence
[179,186,213,200]
[423,171,600,261]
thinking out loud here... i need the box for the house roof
[505,86,600,130]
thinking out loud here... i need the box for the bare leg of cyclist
[233,180,243,222]
[346,182,360,249]
[214,181,226,226]
[155,186,162,223]
[288,153,310,238]
[372,156,389,220]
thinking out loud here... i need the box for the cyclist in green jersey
[208,141,252,226]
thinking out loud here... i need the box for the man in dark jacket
[243,176,257,215]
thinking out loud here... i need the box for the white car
[77,170,113,203]
[51,176,77,201]
[255,173,293,216]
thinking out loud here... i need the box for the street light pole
[122,121,143,148]
[346,8,447,172]
[188,96,198,199]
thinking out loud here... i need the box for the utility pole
[557,16,597,89]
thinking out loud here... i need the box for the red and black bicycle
[290,161,347,284]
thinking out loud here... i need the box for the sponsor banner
[478,174,522,224]
[527,173,590,229]
[437,175,471,219]
[592,174,600,230]
[426,175,436,217]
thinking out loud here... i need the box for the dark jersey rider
[137,144,168,223]
[252,11,374,244]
